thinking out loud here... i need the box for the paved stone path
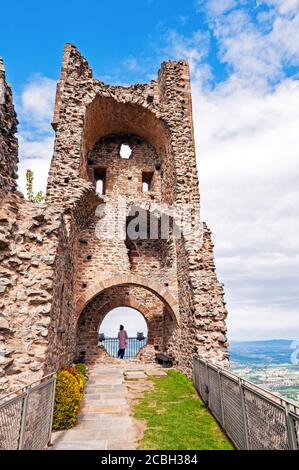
[51,361,167,450]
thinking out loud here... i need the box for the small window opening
[96,179,104,195]
[142,172,153,193]
[120,144,132,159]
[94,168,106,195]
[142,181,149,192]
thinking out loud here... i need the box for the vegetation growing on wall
[26,169,44,203]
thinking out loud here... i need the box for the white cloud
[192,78,299,341]
[18,154,52,195]
[196,0,238,15]
[165,2,299,341]
[228,304,299,341]
[16,76,56,196]
[123,57,145,73]
[195,78,299,181]
[20,75,56,130]
[201,0,299,85]
[164,30,212,81]
[262,0,299,15]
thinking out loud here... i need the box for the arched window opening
[96,179,104,194]
[99,307,148,359]
[120,143,132,159]
[94,167,106,195]
[142,171,153,192]
[142,181,149,192]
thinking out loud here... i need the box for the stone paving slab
[85,384,127,390]
[54,429,105,442]
[53,440,108,450]
[70,419,105,429]
[82,397,127,405]
[80,405,127,414]
[145,369,168,377]
[125,371,147,379]
[108,440,135,450]
[88,379,123,385]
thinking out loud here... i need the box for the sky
[100,308,148,337]
[1,0,299,341]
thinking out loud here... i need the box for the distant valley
[229,339,297,365]
[229,339,299,403]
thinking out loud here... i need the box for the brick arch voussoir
[86,297,152,333]
[76,274,180,325]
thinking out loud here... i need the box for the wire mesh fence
[99,336,148,359]
[193,356,299,450]
[0,374,56,450]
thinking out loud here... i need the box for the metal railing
[193,356,299,450]
[99,337,148,359]
[0,373,56,450]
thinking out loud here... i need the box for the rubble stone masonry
[0,44,228,394]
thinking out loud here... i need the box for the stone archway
[76,282,178,363]
[76,273,180,323]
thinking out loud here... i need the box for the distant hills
[229,339,297,366]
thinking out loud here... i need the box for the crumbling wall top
[0,58,18,193]
[52,43,93,129]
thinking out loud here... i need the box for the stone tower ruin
[0,44,228,394]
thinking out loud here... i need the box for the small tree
[26,169,45,203]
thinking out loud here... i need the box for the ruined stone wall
[0,59,18,193]
[0,60,85,393]
[75,212,178,302]
[0,43,229,394]
[0,193,72,393]
[158,60,228,372]
[88,134,161,197]
[46,43,228,374]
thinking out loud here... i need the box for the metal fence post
[218,370,225,428]
[47,375,57,446]
[193,357,198,391]
[205,362,210,407]
[239,378,250,450]
[284,402,298,450]
[18,386,30,450]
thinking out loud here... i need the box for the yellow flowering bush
[52,363,87,431]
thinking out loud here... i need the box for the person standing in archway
[118,325,128,359]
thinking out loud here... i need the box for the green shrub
[66,367,84,395]
[52,370,82,431]
[74,363,87,385]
